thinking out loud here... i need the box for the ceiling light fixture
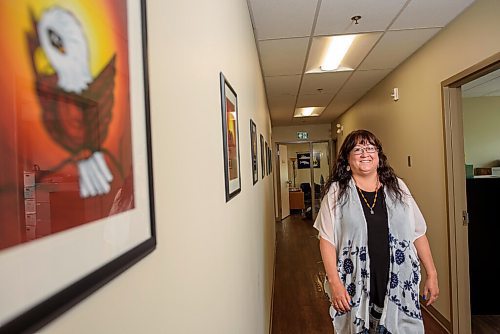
[293,107,325,118]
[336,123,344,134]
[320,35,356,72]
[302,107,314,116]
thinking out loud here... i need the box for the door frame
[274,139,333,221]
[441,52,500,334]
[277,144,290,220]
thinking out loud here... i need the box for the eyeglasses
[351,145,378,155]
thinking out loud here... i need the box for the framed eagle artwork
[0,1,156,332]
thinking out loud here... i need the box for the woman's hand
[422,274,439,306]
[329,280,351,313]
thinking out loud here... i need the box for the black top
[356,186,390,308]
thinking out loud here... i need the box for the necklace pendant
[370,209,374,214]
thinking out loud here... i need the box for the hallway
[271,214,447,334]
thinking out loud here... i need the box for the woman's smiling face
[348,140,379,177]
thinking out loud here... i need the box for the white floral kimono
[314,178,426,334]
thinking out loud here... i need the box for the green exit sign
[297,131,308,140]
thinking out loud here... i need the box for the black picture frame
[297,152,321,169]
[269,148,273,173]
[260,134,265,179]
[265,141,269,175]
[220,72,241,201]
[0,1,156,333]
[250,120,258,185]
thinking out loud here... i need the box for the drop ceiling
[462,68,500,97]
[247,0,475,126]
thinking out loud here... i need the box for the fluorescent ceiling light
[294,107,325,118]
[320,35,356,71]
[302,107,314,116]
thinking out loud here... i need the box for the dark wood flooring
[472,315,500,333]
[271,214,447,334]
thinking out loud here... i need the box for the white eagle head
[37,7,92,94]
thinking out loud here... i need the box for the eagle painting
[27,6,119,198]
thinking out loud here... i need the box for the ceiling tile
[314,0,407,36]
[270,108,294,124]
[390,0,475,30]
[321,102,352,122]
[259,38,309,76]
[296,93,335,107]
[268,95,296,111]
[342,69,393,93]
[248,0,319,40]
[265,75,301,96]
[358,28,440,70]
[300,72,351,95]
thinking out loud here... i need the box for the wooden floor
[271,214,447,334]
[472,315,500,333]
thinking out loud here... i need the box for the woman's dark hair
[321,129,405,205]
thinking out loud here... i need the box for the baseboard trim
[422,303,452,333]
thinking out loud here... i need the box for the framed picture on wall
[297,152,321,169]
[0,1,156,332]
[269,148,273,173]
[250,120,258,185]
[260,134,265,179]
[220,72,241,201]
[265,141,269,175]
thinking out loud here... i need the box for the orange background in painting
[0,1,134,250]
[226,99,238,180]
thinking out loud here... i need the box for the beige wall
[40,0,275,333]
[333,0,500,322]
[463,96,500,168]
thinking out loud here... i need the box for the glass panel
[312,141,331,220]
[285,143,312,218]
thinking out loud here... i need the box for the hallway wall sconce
[336,123,344,134]
[391,88,399,101]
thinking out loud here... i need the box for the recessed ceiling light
[293,107,325,118]
[320,35,356,71]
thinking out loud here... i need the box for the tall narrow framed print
[220,73,241,201]
[264,140,269,176]
[260,134,265,179]
[250,120,258,185]
[0,1,156,332]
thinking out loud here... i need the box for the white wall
[40,0,275,333]
[333,0,500,321]
[463,96,500,168]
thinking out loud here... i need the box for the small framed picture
[265,141,269,175]
[220,73,241,201]
[260,134,265,179]
[250,120,258,185]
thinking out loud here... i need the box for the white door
[279,144,290,219]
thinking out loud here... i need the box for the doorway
[275,140,333,221]
[442,52,500,334]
